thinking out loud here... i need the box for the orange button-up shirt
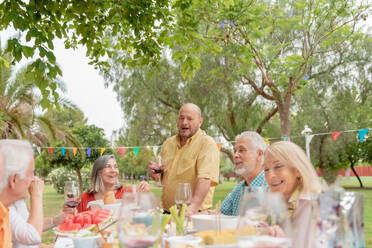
[0,202,12,248]
[160,129,220,211]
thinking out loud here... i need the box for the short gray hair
[0,139,34,192]
[235,131,267,152]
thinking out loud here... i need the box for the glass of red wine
[64,181,81,208]
[118,192,161,248]
[153,156,163,187]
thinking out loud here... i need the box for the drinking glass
[118,192,161,248]
[64,181,81,208]
[237,192,292,248]
[175,183,192,208]
[153,156,163,187]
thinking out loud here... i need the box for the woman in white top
[9,177,74,248]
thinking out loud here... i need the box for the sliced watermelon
[57,208,113,234]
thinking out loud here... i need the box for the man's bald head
[177,103,203,140]
[179,103,201,118]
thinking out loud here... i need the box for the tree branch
[256,106,279,134]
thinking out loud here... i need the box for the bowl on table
[70,235,101,248]
[191,214,238,232]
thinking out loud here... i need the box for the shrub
[48,167,91,194]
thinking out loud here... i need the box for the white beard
[235,163,255,176]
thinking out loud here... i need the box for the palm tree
[0,44,83,150]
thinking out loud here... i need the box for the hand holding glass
[64,181,81,208]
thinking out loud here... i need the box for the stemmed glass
[118,192,161,248]
[237,192,292,248]
[175,183,192,208]
[153,156,163,188]
[64,181,81,208]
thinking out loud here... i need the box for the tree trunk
[350,162,364,188]
[75,167,83,193]
[278,100,291,137]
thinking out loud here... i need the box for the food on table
[57,208,113,235]
[193,229,237,245]
[236,225,258,236]
[104,191,117,204]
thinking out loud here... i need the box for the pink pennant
[118,147,125,156]
[332,131,342,141]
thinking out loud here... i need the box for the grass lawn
[41,177,372,247]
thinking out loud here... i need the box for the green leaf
[22,46,34,58]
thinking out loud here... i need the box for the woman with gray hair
[77,154,150,212]
[263,141,322,247]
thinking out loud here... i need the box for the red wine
[66,193,75,198]
[66,200,80,208]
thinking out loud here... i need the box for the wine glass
[175,183,192,208]
[237,192,292,248]
[64,181,81,208]
[154,156,163,187]
[118,192,161,248]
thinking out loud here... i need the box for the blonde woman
[263,141,322,248]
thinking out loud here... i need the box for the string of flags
[35,128,369,157]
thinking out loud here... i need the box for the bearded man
[220,131,268,216]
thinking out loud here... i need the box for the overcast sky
[53,39,124,139]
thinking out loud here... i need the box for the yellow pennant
[100,148,106,156]
[73,147,77,156]
[264,139,269,145]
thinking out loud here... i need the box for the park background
[0,0,371,247]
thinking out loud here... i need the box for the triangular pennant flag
[264,139,269,145]
[216,142,222,152]
[358,129,369,143]
[332,132,342,141]
[133,147,139,157]
[61,147,65,156]
[48,147,53,156]
[36,146,41,155]
[118,147,125,156]
[87,148,92,157]
[152,146,159,156]
[73,148,77,156]
[100,148,106,156]
[284,137,291,142]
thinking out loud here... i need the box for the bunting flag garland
[332,131,342,141]
[118,147,125,156]
[133,147,139,157]
[33,127,371,159]
[216,142,222,152]
[100,148,106,156]
[87,148,92,157]
[358,129,369,143]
